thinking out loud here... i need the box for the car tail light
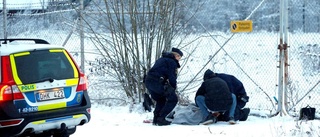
[0,56,23,101]
[0,119,24,127]
[76,73,88,92]
[12,85,24,100]
[0,85,13,101]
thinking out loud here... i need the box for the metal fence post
[278,0,290,116]
[80,0,85,73]
[2,0,7,39]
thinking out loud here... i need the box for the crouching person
[195,69,237,125]
[214,72,250,122]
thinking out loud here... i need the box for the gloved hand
[164,84,175,97]
[240,95,249,102]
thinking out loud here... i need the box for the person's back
[195,69,236,125]
[215,73,248,108]
[203,76,233,111]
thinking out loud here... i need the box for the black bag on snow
[299,105,315,120]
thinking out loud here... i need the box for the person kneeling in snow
[195,69,237,125]
[214,72,250,122]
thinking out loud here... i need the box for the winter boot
[156,117,171,126]
[239,108,250,121]
[152,113,159,125]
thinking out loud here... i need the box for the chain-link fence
[1,0,319,116]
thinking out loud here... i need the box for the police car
[0,39,91,137]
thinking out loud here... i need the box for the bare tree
[80,0,200,104]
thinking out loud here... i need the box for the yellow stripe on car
[73,114,84,118]
[38,102,66,111]
[13,52,30,57]
[63,50,78,78]
[48,49,63,52]
[10,52,31,85]
[66,78,78,86]
[49,49,78,78]
[32,114,85,125]
[32,120,46,124]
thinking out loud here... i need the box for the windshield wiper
[30,78,54,84]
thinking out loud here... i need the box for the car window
[13,49,76,84]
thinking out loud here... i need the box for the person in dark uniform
[195,69,237,125]
[144,47,183,126]
[214,73,250,122]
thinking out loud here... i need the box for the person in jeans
[144,47,183,126]
[195,69,237,125]
[214,72,250,122]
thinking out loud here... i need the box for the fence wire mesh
[0,0,319,116]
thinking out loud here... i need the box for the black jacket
[147,52,180,89]
[195,70,233,111]
[216,73,248,108]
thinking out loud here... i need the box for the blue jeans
[195,93,237,120]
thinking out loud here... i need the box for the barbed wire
[10,9,76,16]
[0,1,78,16]
[0,1,78,10]
[0,2,76,6]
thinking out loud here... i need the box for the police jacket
[216,73,248,108]
[147,52,180,89]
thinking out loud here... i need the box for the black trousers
[144,76,178,118]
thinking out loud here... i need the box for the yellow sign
[230,20,253,33]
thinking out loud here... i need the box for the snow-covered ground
[70,32,319,137]
[73,104,320,137]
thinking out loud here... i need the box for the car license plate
[37,88,65,101]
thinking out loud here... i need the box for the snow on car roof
[0,42,63,55]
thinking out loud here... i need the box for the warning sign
[230,20,253,33]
